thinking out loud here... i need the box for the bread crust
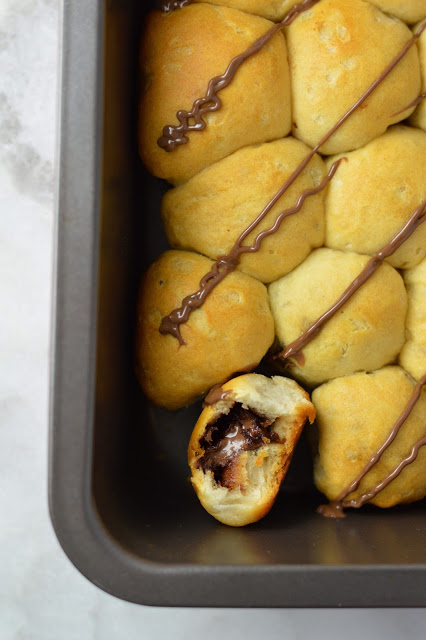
[135,251,275,410]
[268,248,407,386]
[188,373,315,526]
[325,126,426,269]
[313,367,426,508]
[286,0,421,155]
[162,138,326,283]
[399,256,426,381]
[139,3,291,185]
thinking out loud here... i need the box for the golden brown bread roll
[162,138,326,283]
[324,126,426,269]
[192,0,305,22]
[285,0,421,155]
[139,3,291,185]
[366,1,426,24]
[135,250,275,410]
[399,256,426,381]
[409,20,426,131]
[188,373,315,526]
[312,366,426,508]
[268,248,407,387]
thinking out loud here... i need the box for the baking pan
[49,0,426,607]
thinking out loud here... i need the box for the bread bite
[312,367,426,509]
[409,20,426,131]
[268,248,407,387]
[162,138,326,283]
[325,126,426,269]
[135,250,275,410]
[188,373,315,526]
[399,256,426,381]
[139,3,291,185]
[285,0,421,155]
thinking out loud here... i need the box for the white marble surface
[1,1,426,637]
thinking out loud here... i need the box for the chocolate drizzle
[159,23,426,342]
[318,374,426,518]
[158,0,192,13]
[203,385,232,407]
[159,159,344,344]
[392,91,426,117]
[279,199,426,363]
[157,0,320,152]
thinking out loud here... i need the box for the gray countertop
[1,0,425,636]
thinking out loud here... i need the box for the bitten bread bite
[135,251,275,410]
[409,20,426,131]
[268,248,407,387]
[285,0,421,154]
[162,138,326,283]
[325,126,426,269]
[313,367,426,508]
[192,0,306,22]
[139,3,291,185]
[188,373,315,526]
[399,256,426,381]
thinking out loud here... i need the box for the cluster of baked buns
[136,0,426,526]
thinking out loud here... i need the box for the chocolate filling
[197,403,279,487]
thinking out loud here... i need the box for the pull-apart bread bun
[135,251,274,410]
[325,126,426,269]
[188,373,315,526]
[268,248,407,386]
[162,138,326,283]
[313,367,426,509]
[192,0,306,22]
[285,0,421,154]
[366,1,426,25]
[139,3,291,185]
[399,257,426,381]
[409,20,426,131]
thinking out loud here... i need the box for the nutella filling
[198,403,279,487]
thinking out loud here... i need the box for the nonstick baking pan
[49,0,426,607]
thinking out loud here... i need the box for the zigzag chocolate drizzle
[159,159,344,345]
[318,373,426,518]
[157,0,320,151]
[160,23,426,341]
[392,91,426,117]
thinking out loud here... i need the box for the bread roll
[399,256,426,381]
[268,248,407,387]
[135,250,275,410]
[162,138,326,283]
[139,3,291,185]
[192,0,305,22]
[409,20,426,131]
[366,1,426,25]
[285,0,421,154]
[313,367,426,508]
[188,373,315,526]
[325,126,426,269]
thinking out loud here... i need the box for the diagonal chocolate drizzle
[157,0,320,151]
[391,91,426,117]
[158,0,192,13]
[279,199,426,363]
[160,23,426,342]
[318,374,426,518]
[159,159,344,344]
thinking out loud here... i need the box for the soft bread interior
[188,374,315,526]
